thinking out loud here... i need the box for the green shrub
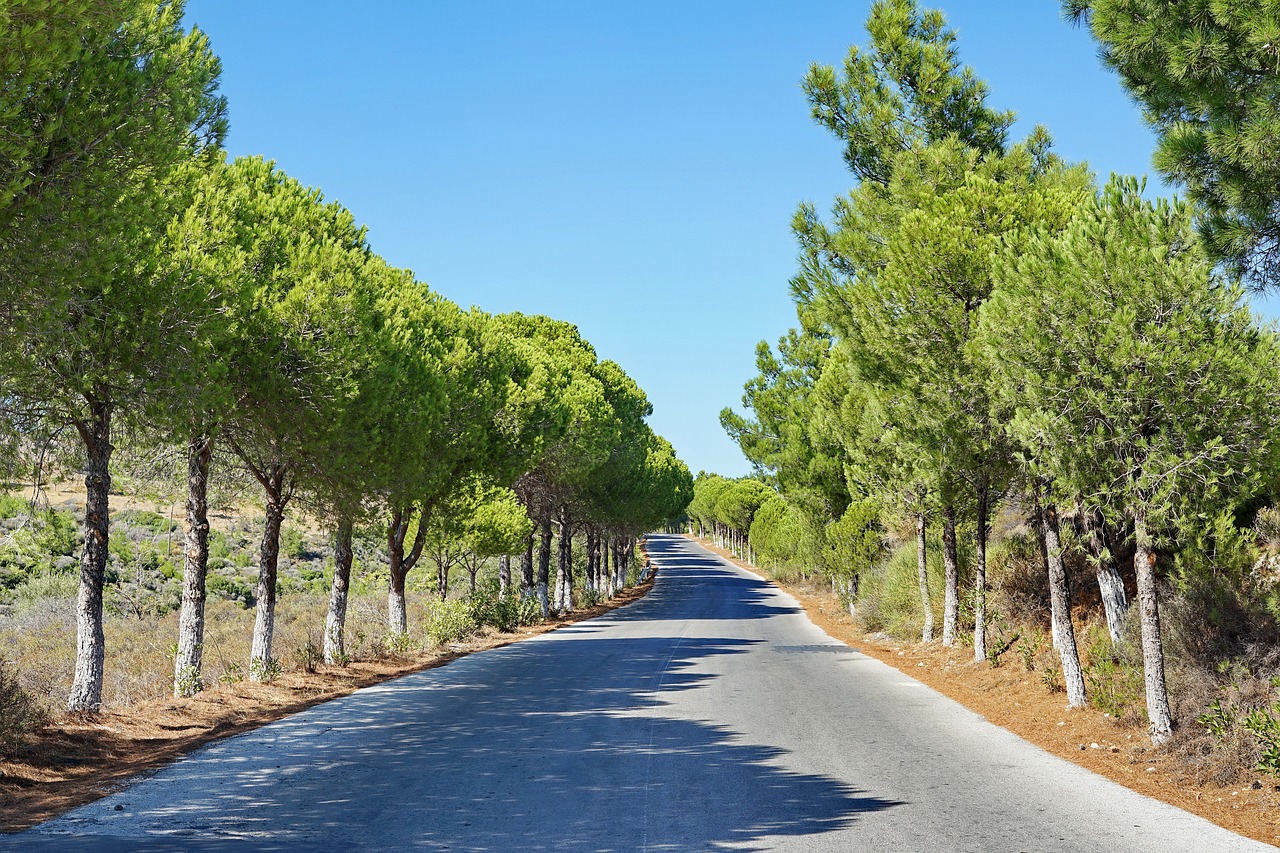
[1082,625,1145,720]
[855,536,945,639]
[470,582,541,632]
[425,597,478,646]
[0,494,31,518]
[208,571,254,607]
[115,509,175,536]
[249,655,282,683]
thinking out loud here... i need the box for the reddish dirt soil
[0,578,654,834]
[690,535,1280,849]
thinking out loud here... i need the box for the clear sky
[182,1,1175,479]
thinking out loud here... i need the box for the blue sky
[183,1,1177,479]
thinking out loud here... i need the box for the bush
[424,597,478,647]
[0,658,49,755]
[855,536,946,639]
[987,526,1049,628]
[114,509,176,536]
[469,583,541,632]
[1081,622,1145,722]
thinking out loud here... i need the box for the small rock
[1057,721,1065,727]
[1090,742,1101,749]
[917,662,925,667]
[1145,767,1156,773]
[114,805,124,811]
[1078,744,1086,751]
[1252,781,1263,790]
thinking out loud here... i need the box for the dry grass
[0,576,655,833]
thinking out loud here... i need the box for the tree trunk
[1133,510,1172,744]
[618,538,630,589]
[249,467,288,678]
[386,505,427,635]
[601,534,612,597]
[1036,496,1060,650]
[585,527,599,596]
[916,513,933,642]
[498,554,510,596]
[973,496,989,663]
[67,398,113,712]
[1042,501,1086,707]
[556,514,573,613]
[941,506,959,646]
[324,516,354,665]
[174,433,213,697]
[1083,508,1129,643]
[520,535,534,599]
[387,508,409,634]
[537,516,552,617]
[436,554,451,600]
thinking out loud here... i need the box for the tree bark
[520,534,534,599]
[941,506,959,646]
[585,527,599,597]
[174,433,213,697]
[67,397,112,712]
[1037,500,1060,650]
[436,552,451,600]
[973,494,989,663]
[249,465,288,678]
[601,534,612,597]
[1133,510,1172,744]
[386,505,428,635]
[617,538,630,589]
[557,512,574,612]
[537,516,552,617]
[324,516,354,665]
[1083,508,1129,643]
[916,513,933,642]
[1042,501,1086,707]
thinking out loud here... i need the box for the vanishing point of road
[13,534,1273,852]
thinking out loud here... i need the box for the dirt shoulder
[688,535,1280,849]
[0,577,654,834]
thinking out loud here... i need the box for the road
[14,534,1274,852]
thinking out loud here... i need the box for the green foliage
[1082,625,1146,720]
[469,582,542,632]
[248,656,282,683]
[856,537,943,638]
[824,498,884,594]
[984,610,1020,668]
[279,526,307,561]
[1199,697,1280,778]
[424,597,478,647]
[802,0,1013,185]
[115,509,175,536]
[1067,0,1280,285]
[979,176,1280,533]
[207,571,254,608]
[174,664,202,697]
[292,634,322,674]
[0,503,78,585]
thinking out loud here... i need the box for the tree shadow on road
[27,535,902,851]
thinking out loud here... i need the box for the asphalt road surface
[13,534,1274,852]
